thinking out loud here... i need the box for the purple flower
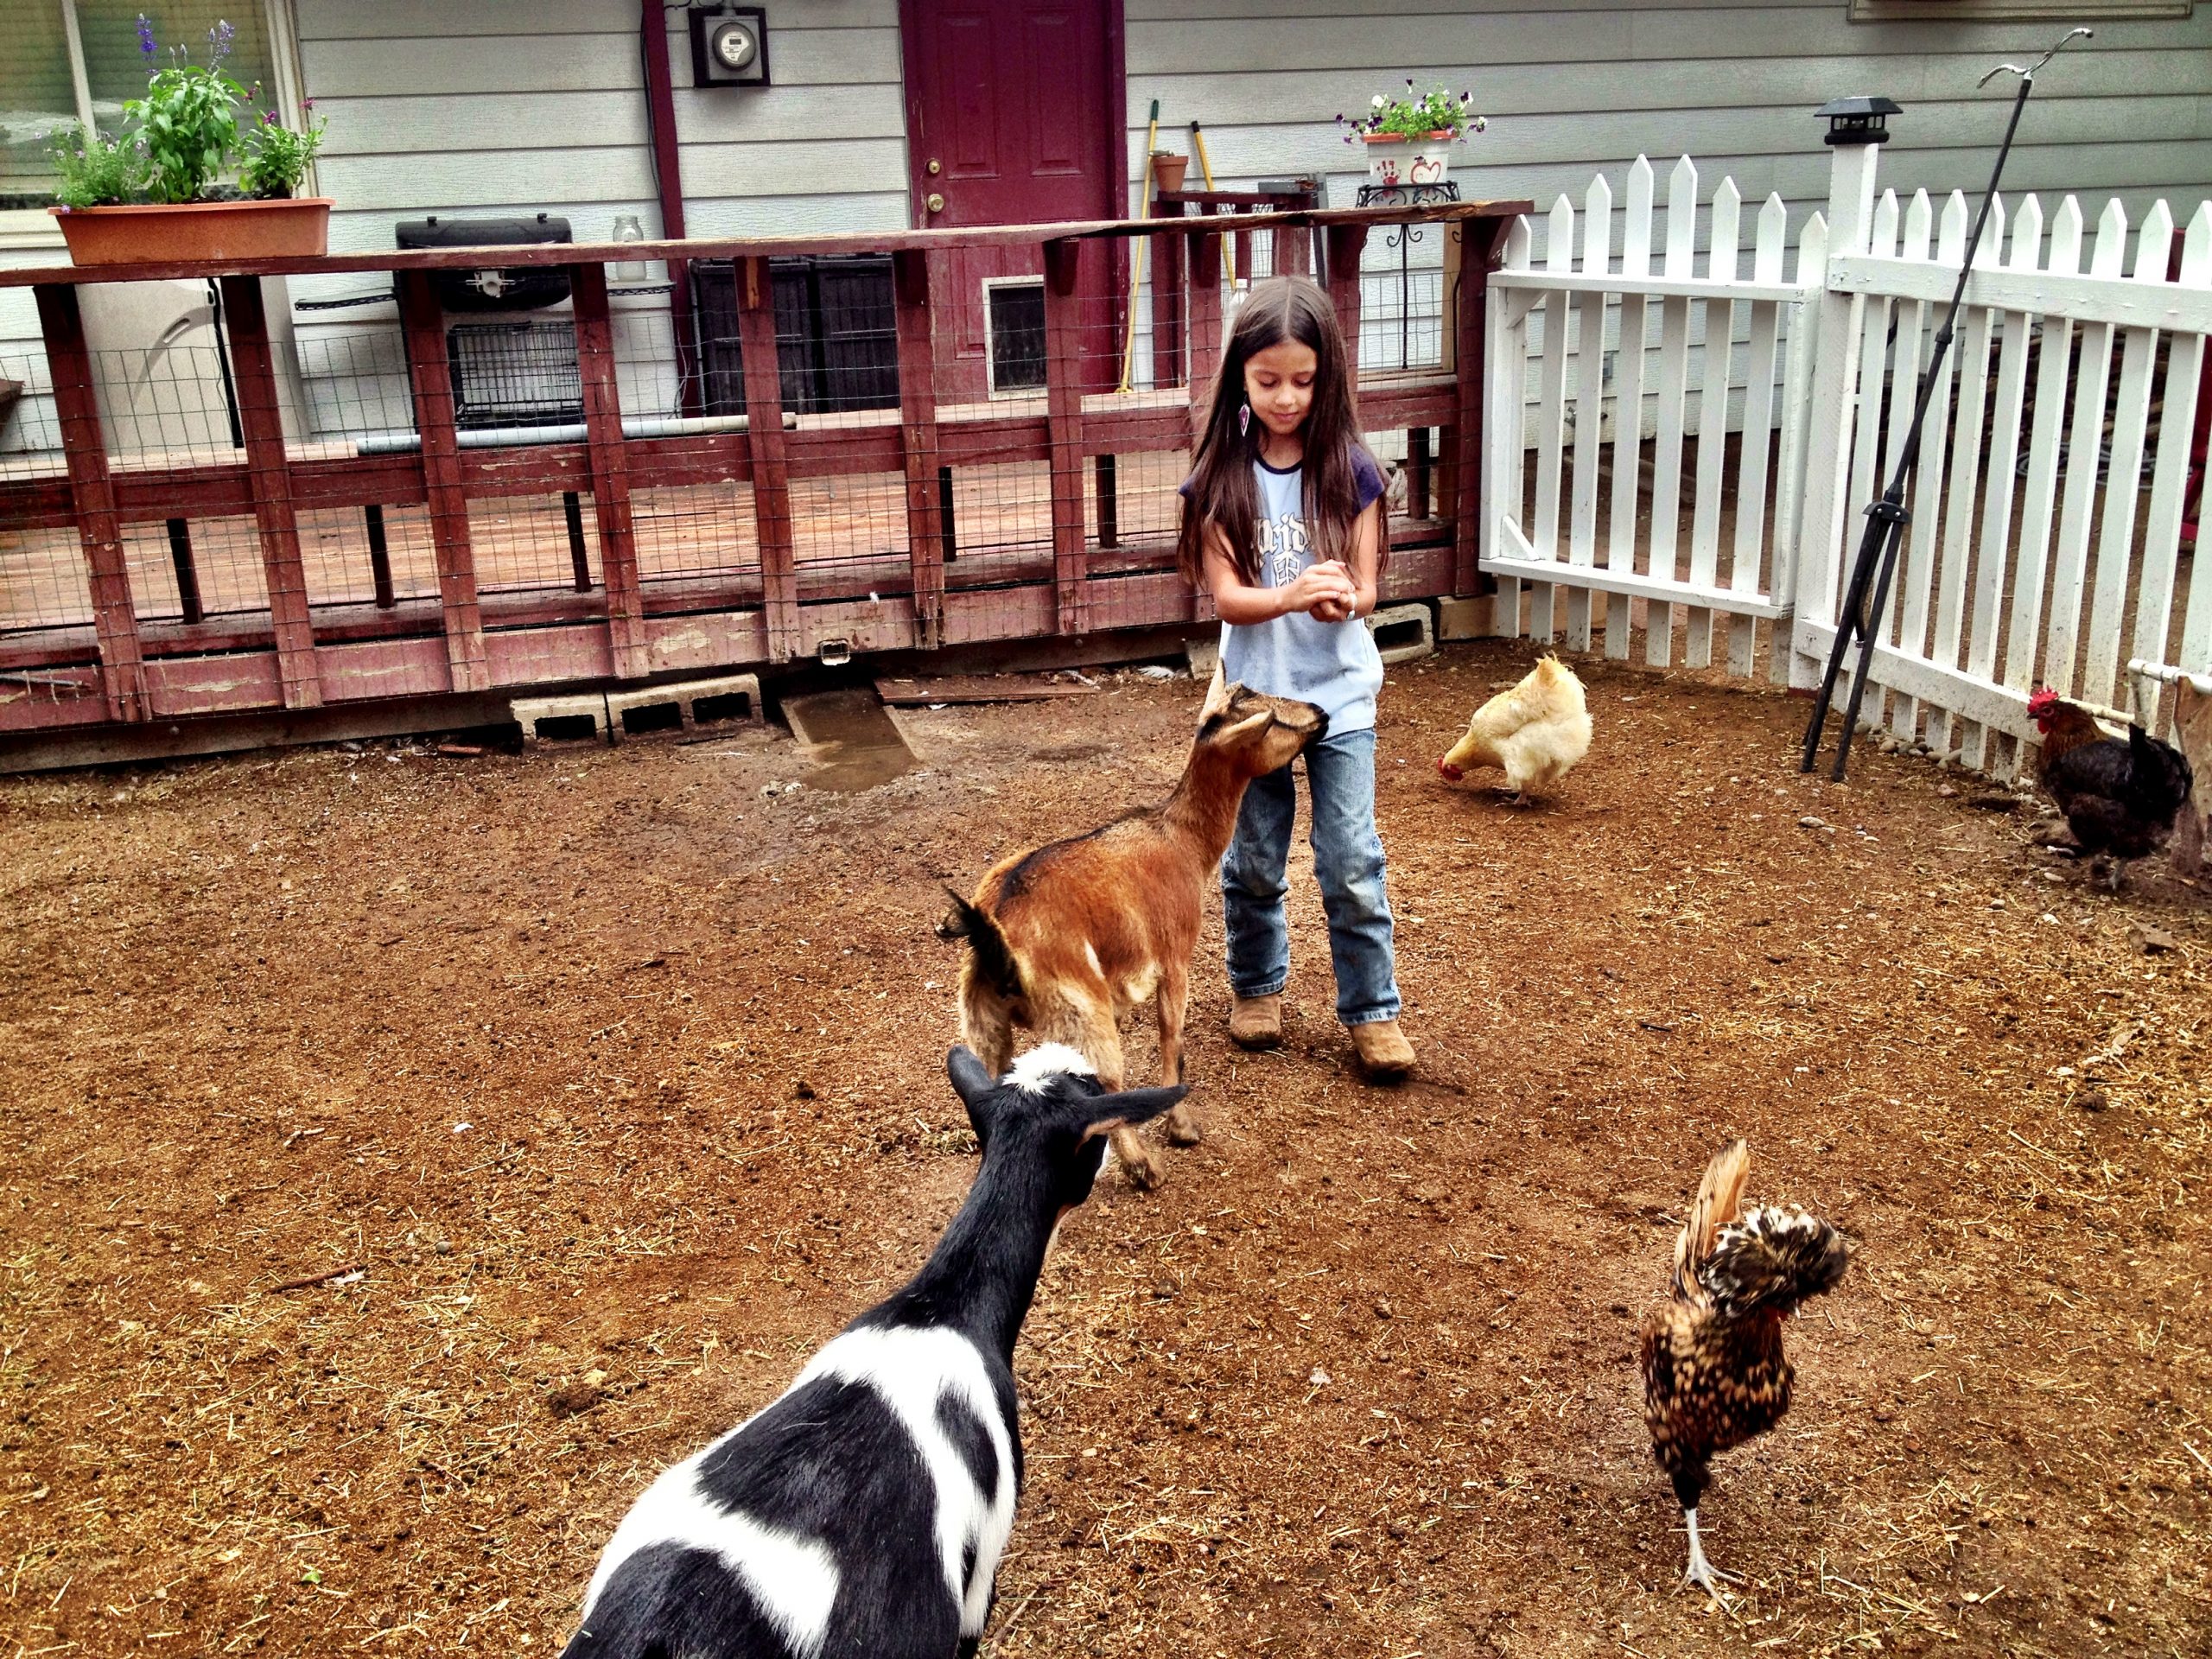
[261,108,279,125]
[302,97,315,111]
[137,13,156,57]
[208,18,235,61]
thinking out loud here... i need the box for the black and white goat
[562,1044,1185,1659]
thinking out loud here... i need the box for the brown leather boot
[1351,1018,1415,1080]
[1229,994,1282,1050]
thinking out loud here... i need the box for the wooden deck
[0,201,1525,738]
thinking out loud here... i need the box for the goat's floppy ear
[947,1045,996,1109]
[1199,660,1231,720]
[1215,707,1274,744]
[1068,1083,1188,1141]
[947,1046,1001,1149]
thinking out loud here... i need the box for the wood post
[893,249,945,649]
[1450,219,1506,594]
[165,518,204,624]
[736,255,801,661]
[1150,200,1186,389]
[34,283,147,722]
[218,276,321,708]
[397,270,490,692]
[1325,225,1368,391]
[364,505,395,608]
[570,263,649,677]
[1186,230,1224,438]
[1043,238,1089,634]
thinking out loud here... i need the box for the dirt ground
[2,641,2208,1658]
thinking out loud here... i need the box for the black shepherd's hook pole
[1800,26,2092,781]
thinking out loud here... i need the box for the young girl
[1175,276,1414,1080]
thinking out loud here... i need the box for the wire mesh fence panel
[0,347,62,479]
[1,202,1505,734]
[289,324,414,449]
[90,342,252,468]
[632,482,756,588]
[123,514,266,621]
[611,307,690,423]
[1358,261,1447,378]
[297,502,438,611]
[944,461,1054,569]
[1089,448,1188,552]
[789,471,911,575]
[468,493,602,595]
[0,524,91,633]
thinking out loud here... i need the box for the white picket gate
[1481,136,2212,781]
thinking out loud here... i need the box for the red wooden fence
[0,200,1523,741]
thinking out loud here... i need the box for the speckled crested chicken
[1639,1141,1849,1595]
[2026,688,2195,889]
[1434,654,1592,801]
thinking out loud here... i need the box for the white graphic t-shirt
[1217,448,1388,734]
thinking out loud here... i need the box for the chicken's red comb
[2025,687,2059,715]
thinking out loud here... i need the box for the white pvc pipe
[353,410,771,456]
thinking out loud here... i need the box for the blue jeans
[1221,725,1402,1027]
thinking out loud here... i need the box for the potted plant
[47,16,331,266]
[1338,81,1486,188]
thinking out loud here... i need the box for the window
[2,2,287,212]
[984,278,1046,397]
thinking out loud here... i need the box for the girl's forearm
[1214,583,1291,625]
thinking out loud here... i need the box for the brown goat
[943,673,1325,1188]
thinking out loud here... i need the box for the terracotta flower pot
[1151,151,1190,193]
[49,198,334,267]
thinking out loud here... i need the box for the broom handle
[1191,121,1233,286]
[1118,99,1160,393]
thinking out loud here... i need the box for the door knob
[926,192,945,213]
[926,158,942,176]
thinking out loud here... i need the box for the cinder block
[1185,636,1221,680]
[512,692,611,746]
[1437,594,1490,640]
[606,672,766,740]
[1366,602,1435,666]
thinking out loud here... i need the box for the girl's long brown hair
[1174,276,1387,588]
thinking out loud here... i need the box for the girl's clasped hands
[1282,558,1357,623]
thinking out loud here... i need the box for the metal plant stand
[1357,181,1459,371]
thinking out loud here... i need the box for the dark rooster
[1639,1141,1849,1596]
[2026,688,2195,889]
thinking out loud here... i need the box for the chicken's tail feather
[1670,1139,1751,1303]
[1702,1205,1850,1319]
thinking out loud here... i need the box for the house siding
[1125,1,2211,247]
[6,0,2209,462]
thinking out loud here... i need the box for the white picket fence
[1481,139,2212,780]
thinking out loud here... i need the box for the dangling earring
[1238,401,1251,437]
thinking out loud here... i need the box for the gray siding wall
[1127,0,2211,232]
[8,0,2209,461]
[298,0,907,256]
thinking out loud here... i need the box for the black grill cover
[394,213,574,312]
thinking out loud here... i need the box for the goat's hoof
[1120,1149,1166,1191]
[1164,1105,1203,1147]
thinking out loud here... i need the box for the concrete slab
[782,686,917,792]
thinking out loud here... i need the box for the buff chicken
[1435,654,1592,801]
[1639,1141,1850,1596]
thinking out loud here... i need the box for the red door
[899,0,1124,402]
